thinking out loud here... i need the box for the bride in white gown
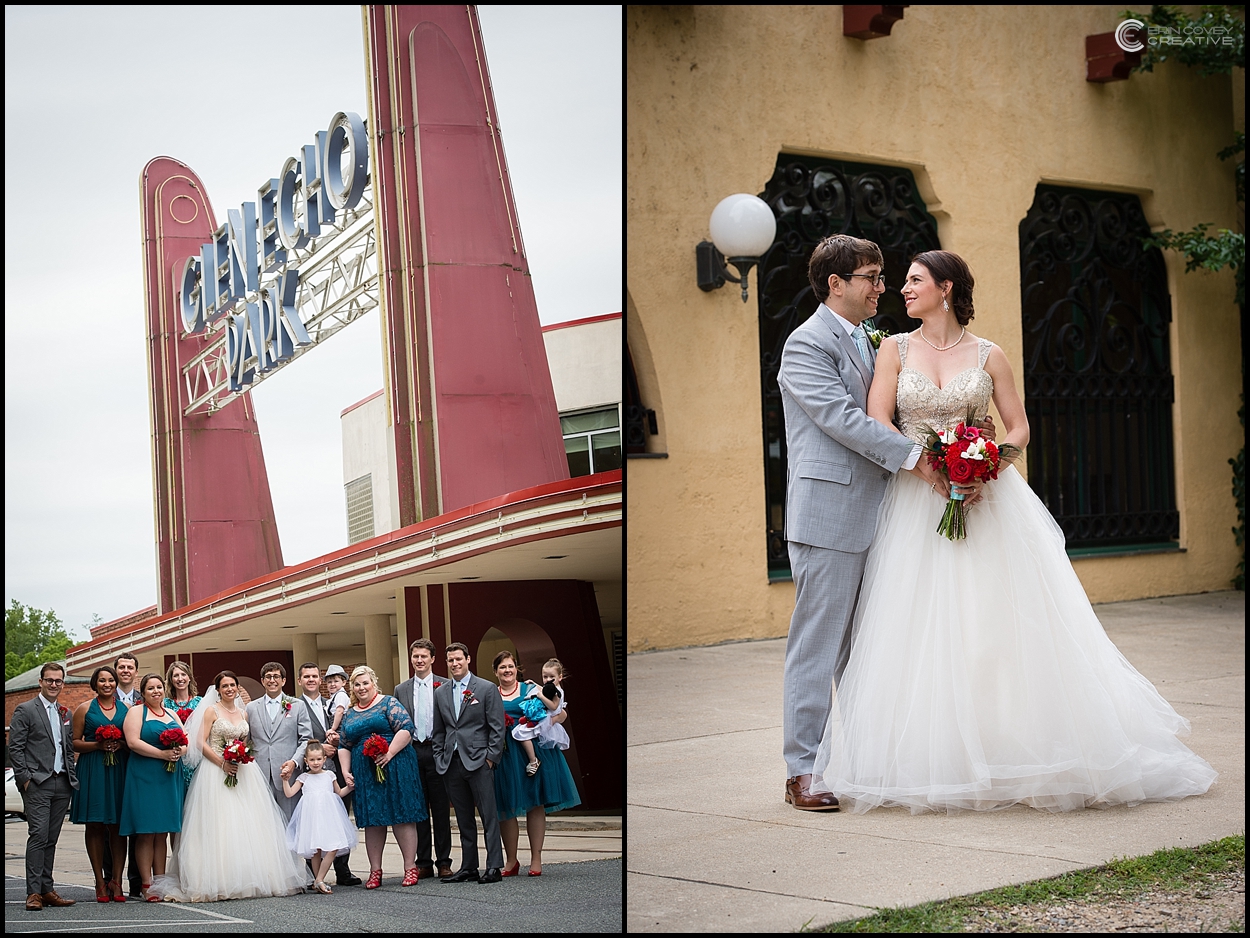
[813,250,1217,813]
[153,672,310,900]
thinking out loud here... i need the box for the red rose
[433,681,442,688]
[946,456,974,484]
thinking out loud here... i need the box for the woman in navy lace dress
[337,665,427,889]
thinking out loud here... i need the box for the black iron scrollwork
[758,155,941,574]
[1019,185,1178,548]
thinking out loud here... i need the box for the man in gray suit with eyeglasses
[10,662,80,910]
[777,234,934,811]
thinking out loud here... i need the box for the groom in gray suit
[778,235,931,811]
[246,661,313,820]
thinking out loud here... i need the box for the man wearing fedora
[10,662,80,911]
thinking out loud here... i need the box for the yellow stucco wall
[627,5,1243,651]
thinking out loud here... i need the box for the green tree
[1123,4,1246,588]
[5,600,75,681]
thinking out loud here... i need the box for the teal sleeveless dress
[495,682,582,820]
[118,708,185,836]
[70,697,129,825]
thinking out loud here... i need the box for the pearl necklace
[918,325,965,352]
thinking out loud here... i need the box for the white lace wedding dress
[812,335,1217,813]
[154,708,311,900]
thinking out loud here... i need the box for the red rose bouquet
[95,724,123,766]
[176,706,195,724]
[221,738,254,788]
[362,734,390,783]
[159,727,190,771]
[924,414,1021,540]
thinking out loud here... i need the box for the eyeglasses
[42,678,65,685]
[839,272,886,287]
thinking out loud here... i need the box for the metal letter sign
[177,111,372,403]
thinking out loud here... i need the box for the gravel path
[958,868,1245,933]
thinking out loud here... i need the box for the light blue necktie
[851,325,872,367]
[453,679,463,719]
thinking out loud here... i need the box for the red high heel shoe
[365,869,383,889]
[501,861,521,877]
[528,868,542,876]
[108,880,127,902]
[95,883,109,903]
[401,867,420,887]
[142,882,159,902]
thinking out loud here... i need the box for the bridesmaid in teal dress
[163,660,202,795]
[492,652,581,876]
[119,674,187,901]
[337,665,427,888]
[70,666,130,902]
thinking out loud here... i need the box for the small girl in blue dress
[511,659,570,776]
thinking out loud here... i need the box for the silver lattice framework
[181,186,379,416]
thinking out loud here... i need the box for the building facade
[61,6,622,811]
[627,5,1243,650]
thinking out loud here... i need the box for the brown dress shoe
[25,893,43,911]
[437,865,454,879]
[785,774,840,811]
[40,890,75,907]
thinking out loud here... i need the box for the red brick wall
[5,684,95,746]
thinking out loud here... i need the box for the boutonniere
[863,320,890,350]
[432,681,442,689]
[57,705,70,723]
[280,696,294,716]
[462,688,478,705]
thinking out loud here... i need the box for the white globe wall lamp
[696,194,777,303]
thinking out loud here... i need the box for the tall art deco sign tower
[140,6,568,615]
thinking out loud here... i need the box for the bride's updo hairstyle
[214,670,238,691]
[912,250,975,325]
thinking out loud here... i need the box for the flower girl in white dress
[283,740,357,894]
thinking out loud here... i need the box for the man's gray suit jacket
[246,695,312,816]
[778,305,914,552]
[431,674,505,773]
[9,697,79,791]
[393,674,449,730]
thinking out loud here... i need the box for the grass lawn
[812,834,1245,933]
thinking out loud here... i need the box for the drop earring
[943,297,950,313]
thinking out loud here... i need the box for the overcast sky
[4,6,622,639]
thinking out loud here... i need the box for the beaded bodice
[208,715,249,756]
[895,334,995,445]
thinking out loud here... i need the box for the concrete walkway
[627,591,1245,932]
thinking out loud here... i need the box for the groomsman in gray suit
[432,644,506,883]
[778,235,930,811]
[10,662,79,910]
[394,638,453,879]
[246,661,313,820]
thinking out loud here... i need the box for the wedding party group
[10,639,580,911]
[778,234,1218,814]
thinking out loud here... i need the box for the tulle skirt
[286,785,359,859]
[153,760,311,901]
[813,466,1218,814]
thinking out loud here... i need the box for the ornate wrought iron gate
[757,154,940,577]
[1019,185,1178,550]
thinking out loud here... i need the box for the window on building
[345,474,375,544]
[1019,185,1177,552]
[561,406,623,476]
[757,153,941,579]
